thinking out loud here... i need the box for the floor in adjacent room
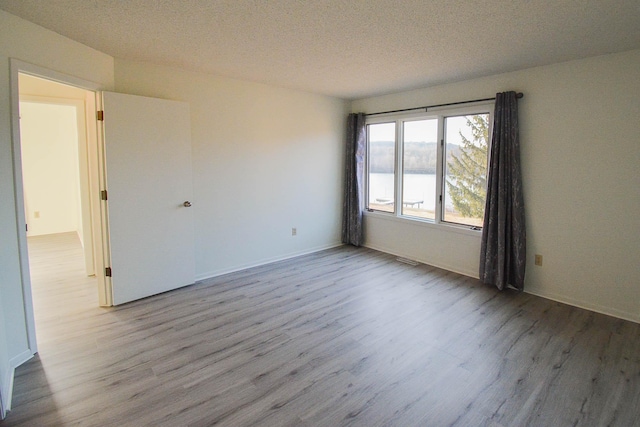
[2,232,639,426]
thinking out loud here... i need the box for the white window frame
[365,102,493,233]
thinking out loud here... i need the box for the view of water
[369,173,453,210]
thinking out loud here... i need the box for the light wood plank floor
[2,232,639,426]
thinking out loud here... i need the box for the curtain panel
[480,92,526,290]
[342,113,366,246]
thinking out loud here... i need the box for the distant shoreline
[370,168,436,174]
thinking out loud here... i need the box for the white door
[101,92,195,305]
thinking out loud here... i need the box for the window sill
[363,210,483,238]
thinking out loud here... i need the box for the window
[443,114,490,227]
[366,105,492,229]
[367,122,396,213]
[402,119,438,220]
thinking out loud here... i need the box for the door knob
[183,201,192,207]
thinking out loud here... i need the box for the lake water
[369,173,453,210]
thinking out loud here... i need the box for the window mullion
[365,126,371,211]
[395,119,403,216]
[435,115,445,224]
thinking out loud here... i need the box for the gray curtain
[480,92,526,290]
[342,113,366,246]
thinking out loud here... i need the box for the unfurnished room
[0,1,639,426]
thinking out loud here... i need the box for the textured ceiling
[1,1,640,99]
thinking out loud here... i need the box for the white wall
[114,59,348,279]
[0,10,114,415]
[20,102,82,237]
[352,49,640,323]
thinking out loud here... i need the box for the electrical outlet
[292,228,297,236]
[534,254,543,266]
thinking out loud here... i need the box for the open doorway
[10,62,113,355]
[17,74,100,344]
[19,82,94,272]
[11,60,193,356]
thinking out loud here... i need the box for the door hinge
[440,139,444,146]
[105,267,112,277]
[100,190,108,201]
[26,223,28,232]
[439,194,442,203]
[97,110,104,121]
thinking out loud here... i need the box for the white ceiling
[2,1,639,100]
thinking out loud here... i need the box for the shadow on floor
[0,355,63,426]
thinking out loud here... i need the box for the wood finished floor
[2,232,640,426]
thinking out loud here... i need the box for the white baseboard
[524,288,640,324]
[10,349,33,373]
[2,349,34,417]
[1,388,5,420]
[363,243,480,279]
[195,242,344,282]
[1,366,13,419]
[364,245,639,324]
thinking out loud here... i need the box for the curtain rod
[365,92,523,117]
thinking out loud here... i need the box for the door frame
[9,59,111,354]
